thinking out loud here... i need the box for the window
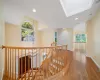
[55,32,57,43]
[75,34,87,43]
[21,22,34,42]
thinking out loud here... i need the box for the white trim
[91,57,100,70]
[86,55,100,71]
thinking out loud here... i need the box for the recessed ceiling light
[32,8,36,12]
[75,18,78,20]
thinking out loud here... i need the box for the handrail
[2,45,62,49]
[2,45,67,80]
[34,45,68,80]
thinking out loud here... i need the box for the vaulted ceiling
[3,0,100,28]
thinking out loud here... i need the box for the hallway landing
[63,50,100,80]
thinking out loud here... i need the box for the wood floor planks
[62,50,100,80]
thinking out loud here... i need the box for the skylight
[60,0,94,17]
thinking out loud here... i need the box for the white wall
[87,10,100,68]
[5,22,42,47]
[37,23,55,47]
[73,23,86,33]
[0,1,5,79]
[73,22,86,43]
[73,23,86,52]
[57,28,73,51]
[41,29,55,47]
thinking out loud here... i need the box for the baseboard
[86,55,100,71]
[91,57,100,71]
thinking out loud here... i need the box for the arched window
[21,22,34,41]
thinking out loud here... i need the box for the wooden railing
[2,45,68,80]
[34,46,68,80]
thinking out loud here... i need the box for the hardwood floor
[62,50,100,80]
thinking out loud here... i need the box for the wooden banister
[2,45,68,80]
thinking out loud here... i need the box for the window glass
[75,34,86,42]
[21,22,34,42]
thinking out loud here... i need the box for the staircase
[2,45,71,80]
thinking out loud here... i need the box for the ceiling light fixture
[33,8,36,12]
[75,18,78,20]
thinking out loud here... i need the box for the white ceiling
[3,0,100,28]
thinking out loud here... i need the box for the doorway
[19,55,31,76]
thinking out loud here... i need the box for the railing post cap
[2,45,5,49]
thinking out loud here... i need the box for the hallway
[62,50,100,80]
